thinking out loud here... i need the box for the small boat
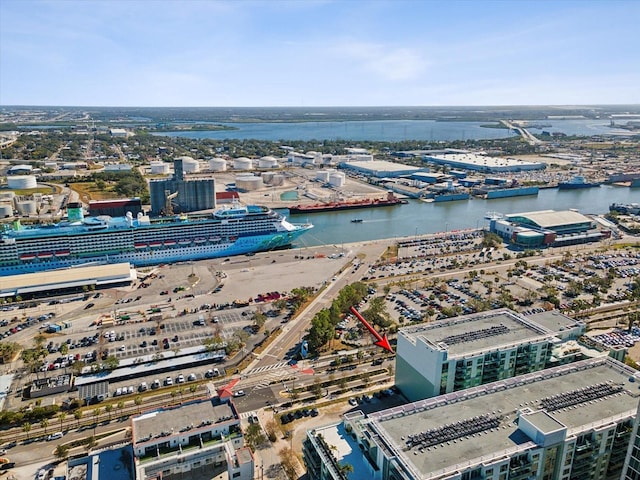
[163,240,177,246]
[20,253,36,260]
[149,241,162,248]
[55,250,70,257]
[134,243,147,249]
[37,252,53,259]
[351,218,364,223]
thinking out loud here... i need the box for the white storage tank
[209,158,227,171]
[316,169,335,183]
[16,200,37,215]
[0,203,13,218]
[271,174,285,186]
[258,156,278,168]
[236,175,263,191]
[234,157,253,170]
[8,175,37,189]
[179,156,200,173]
[328,171,346,187]
[150,161,170,174]
[261,172,275,184]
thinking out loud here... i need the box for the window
[233,473,241,478]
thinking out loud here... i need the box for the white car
[176,374,185,383]
[233,390,246,397]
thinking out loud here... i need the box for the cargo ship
[483,186,539,199]
[0,203,312,277]
[288,192,406,214]
[558,176,600,189]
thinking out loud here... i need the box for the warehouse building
[340,160,425,178]
[395,309,585,401]
[423,150,546,173]
[304,356,639,480]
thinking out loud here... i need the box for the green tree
[54,443,70,461]
[103,355,120,370]
[40,418,49,434]
[105,403,113,421]
[22,422,32,440]
[58,412,67,431]
[74,409,83,427]
[85,435,97,453]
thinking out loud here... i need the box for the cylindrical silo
[180,156,200,173]
[209,158,227,171]
[328,172,346,187]
[234,157,253,170]
[258,156,278,168]
[16,200,37,215]
[271,174,284,186]
[150,161,170,174]
[235,175,263,191]
[261,172,275,184]
[0,204,13,218]
[316,170,333,183]
[8,175,37,189]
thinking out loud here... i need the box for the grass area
[70,182,119,201]
[2,186,55,195]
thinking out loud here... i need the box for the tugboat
[351,218,364,223]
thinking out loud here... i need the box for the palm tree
[40,418,49,435]
[54,444,70,461]
[105,403,113,421]
[189,384,198,399]
[58,412,66,431]
[117,400,125,418]
[134,395,143,413]
[93,407,101,425]
[74,410,83,428]
[85,436,97,454]
[22,422,32,440]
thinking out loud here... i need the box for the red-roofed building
[216,191,240,204]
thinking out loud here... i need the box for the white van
[47,431,63,441]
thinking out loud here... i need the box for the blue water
[153,118,625,142]
[288,185,639,247]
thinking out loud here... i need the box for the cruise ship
[0,203,313,276]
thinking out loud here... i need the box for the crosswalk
[252,367,298,391]
[247,361,289,375]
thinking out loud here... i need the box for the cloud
[334,41,429,82]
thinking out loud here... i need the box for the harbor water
[289,186,639,247]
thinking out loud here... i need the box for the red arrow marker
[349,306,393,353]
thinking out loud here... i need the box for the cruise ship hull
[0,205,312,277]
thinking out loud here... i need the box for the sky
[1,0,639,107]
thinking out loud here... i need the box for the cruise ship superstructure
[0,203,312,276]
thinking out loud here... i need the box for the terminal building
[303,356,640,480]
[395,309,586,401]
[489,209,610,248]
[149,158,216,215]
